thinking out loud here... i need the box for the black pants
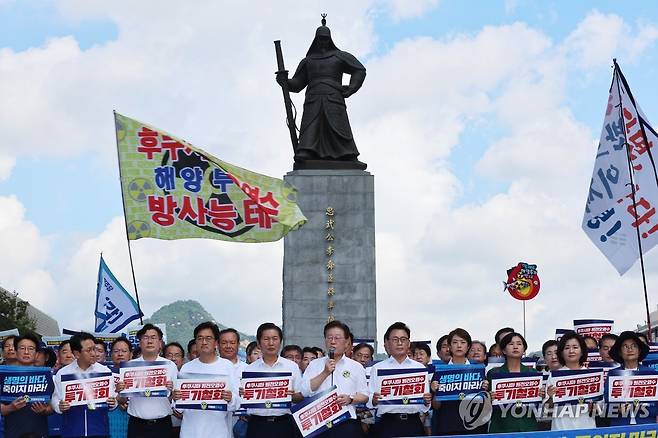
[374,413,424,438]
[246,415,298,438]
[127,415,172,438]
[323,419,363,438]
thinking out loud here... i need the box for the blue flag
[94,256,142,333]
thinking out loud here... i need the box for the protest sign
[240,371,292,409]
[606,369,658,403]
[0,366,54,403]
[433,364,484,401]
[375,368,428,405]
[643,353,658,372]
[490,372,543,406]
[119,361,170,397]
[114,112,306,243]
[587,361,618,381]
[291,386,354,438]
[61,372,113,407]
[649,343,658,353]
[548,368,604,404]
[0,329,18,345]
[555,329,571,341]
[573,319,614,341]
[42,335,71,352]
[175,373,229,411]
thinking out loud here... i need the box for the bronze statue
[275,16,367,170]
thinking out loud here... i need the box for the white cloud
[3,4,658,353]
[384,0,440,21]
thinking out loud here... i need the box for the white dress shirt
[368,356,429,414]
[302,354,368,418]
[51,360,115,414]
[179,357,240,438]
[242,356,302,417]
[125,356,178,420]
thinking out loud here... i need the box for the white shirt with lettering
[302,354,368,418]
[368,356,429,415]
[242,356,302,417]
[179,357,239,438]
[125,356,178,420]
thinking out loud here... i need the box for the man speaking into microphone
[301,321,368,437]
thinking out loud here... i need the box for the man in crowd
[435,335,450,363]
[599,333,619,363]
[242,323,303,438]
[187,339,198,362]
[302,320,368,437]
[58,339,76,369]
[118,323,178,438]
[218,328,247,437]
[174,322,239,437]
[94,338,107,363]
[369,322,432,437]
[164,342,186,437]
[1,333,52,438]
[300,346,317,372]
[1,335,17,365]
[353,343,374,367]
[51,332,117,437]
[281,344,303,369]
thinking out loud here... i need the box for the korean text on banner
[114,112,306,243]
[119,361,170,397]
[582,65,658,275]
[0,366,54,403]
[95,256,142,333]
[644,353,658,372]
[490,372,543,406]
[548,368,604,404]
[175,373,229,411]
[573,319,614,341]
[240,371,292,409]
[606,369,658,403]
[375,368,428,405]
[432,364,485,401]
[61,372,113,407]
[291,386,354,438]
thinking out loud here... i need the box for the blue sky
[2,0,658,349]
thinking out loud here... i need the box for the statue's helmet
[306,22,339,56]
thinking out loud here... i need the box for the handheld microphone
[328,348,335,385]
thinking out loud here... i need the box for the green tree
[0,290,36,333]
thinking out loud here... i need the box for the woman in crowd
[546,332,596,430]
[245,341,261,364]
[432,328,483,435]
[57,339,75,370]
[607,331,658,426]
[487,332,539,433]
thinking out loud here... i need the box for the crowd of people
[0,320,656,438]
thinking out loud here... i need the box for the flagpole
[613,60,653,341]
[522,301,526,339]
[113,111,144,325]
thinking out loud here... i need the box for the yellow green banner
[114,112,306,242]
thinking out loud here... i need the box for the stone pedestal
[282,169,377,350]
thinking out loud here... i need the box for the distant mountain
[146,300,254,348]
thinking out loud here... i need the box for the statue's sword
[274,40,299,153]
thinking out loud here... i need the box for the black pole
[274,40,299,153]
[113,111,144,325]
[613,61,653,341]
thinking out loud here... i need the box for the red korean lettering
[147,195,178,226]
[207,198,237,231]
[137,127,161,160]
[301,418,313,431]
[161,136,185,162]
[178,196,208,226]
[243,199,273,229]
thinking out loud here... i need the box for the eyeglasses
[196,336,215,344]
[389,337,409,344]
[166,352,183,358]
[17,346,36,352]
[622,344,638,351]
[325,336,345,342]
